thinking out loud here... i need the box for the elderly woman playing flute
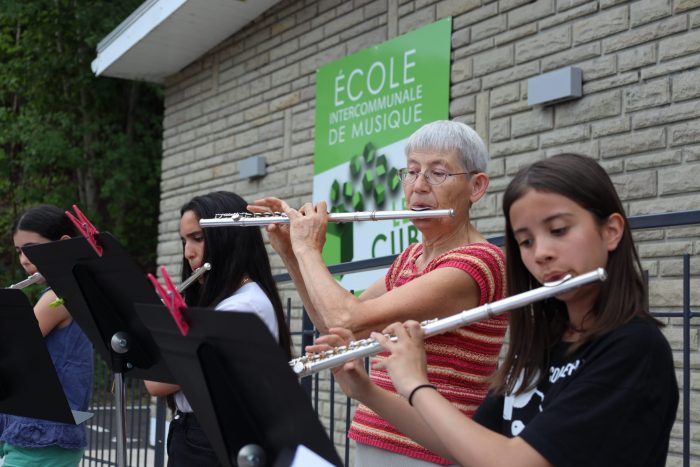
[251,120,507,467]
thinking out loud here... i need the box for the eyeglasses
[398,168,478,186]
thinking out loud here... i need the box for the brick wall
[158,1,699,464]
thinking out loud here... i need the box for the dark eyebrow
[543,212,575,223]
[181,230,203,239]
[512,212,575,236]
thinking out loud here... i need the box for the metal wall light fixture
[527,67,583,106]
[239,155,267,179]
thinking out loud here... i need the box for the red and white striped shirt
[348,242,508,464]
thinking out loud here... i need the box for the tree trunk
[78,88,99,214]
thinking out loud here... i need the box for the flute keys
[347,339,363,349]
[246,211,285,218]
[214,213,241,220]
[213,212,288,221]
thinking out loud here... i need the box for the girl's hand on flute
[248,197,294,258]
[372,321,430,399]
[310,327,374,400]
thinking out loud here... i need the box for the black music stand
[135,303,343,467]
[22,233,174,467]
[0,289,93,425]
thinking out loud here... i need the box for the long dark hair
[12,204,78,239]
[179,191,292,359]
[493,153,653,395]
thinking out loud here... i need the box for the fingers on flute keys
[403,320,424,341]
[249,197,291,233]
[306,335,344,355]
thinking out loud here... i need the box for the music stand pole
[111,332,132,467]
[113,372,127,467]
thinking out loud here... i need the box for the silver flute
[290,268,608,378]
[200,209,454,228]
[177,263,211,292]
[7,272,44,289]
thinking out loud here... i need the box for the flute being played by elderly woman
[250,120,508,466]
[199,209,454,227]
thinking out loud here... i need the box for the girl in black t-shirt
[320,153,678,467]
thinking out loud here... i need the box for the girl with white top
[145,191,291,467]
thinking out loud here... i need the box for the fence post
[154,397,167,467]
[300,309,315,395]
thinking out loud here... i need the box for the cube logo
[331,142,401,212]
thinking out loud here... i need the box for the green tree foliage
[0,0,163,285]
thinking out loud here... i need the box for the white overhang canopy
[92,0,280,83]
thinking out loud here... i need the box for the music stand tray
[135,303,343,467]
[0,289,92,425]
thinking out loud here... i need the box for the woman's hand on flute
[287,201,329,256]
[309,327,374,400]
[248,197,294,258]
[249,198,329,256]
[372,321,430,399]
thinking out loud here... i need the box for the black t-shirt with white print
[473,318,678,467]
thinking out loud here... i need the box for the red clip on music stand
[148,266,190,336]
[65,204,103,257]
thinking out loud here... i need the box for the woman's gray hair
[404,120,489,172]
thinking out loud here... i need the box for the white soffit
[91,0,280,83]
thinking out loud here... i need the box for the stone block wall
[158,0,700,464]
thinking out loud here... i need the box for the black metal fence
[81,357,156,467]
[80,209,700,467]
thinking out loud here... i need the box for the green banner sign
[313,19,451,287]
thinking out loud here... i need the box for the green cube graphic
[376,154,387,178]
[374,184,386,207]
[389,167,401,192]
[352,191,364,211]
[343,181,354,200]
[330,179,340,204]
[362,171,374,193]
[363,142,376,164]
[327,207,353,262]
[350,155,362,176]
